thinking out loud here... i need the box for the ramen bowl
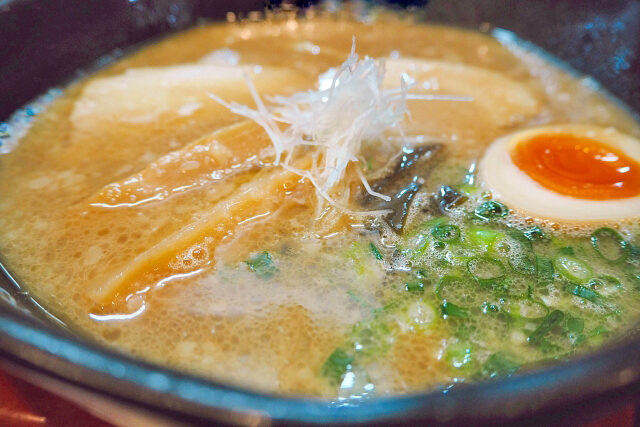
[1,1,640,425]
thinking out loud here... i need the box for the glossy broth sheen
[1,13,640,398]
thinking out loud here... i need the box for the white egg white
[479,124,640,223]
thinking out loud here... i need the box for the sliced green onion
[344,242,366,275]
[629,272,640,290]
[568,284,604,305]
[586,275,622,296]
[351,320,392,357]
[467,256,506,284]
[373,300,401,316]
[509,254,537,276]
[320,348,353,385]
[436,275,486,308]
[591,325,609,336]
[415,269,429,280]
[395,299,436,331]
[591,227,629,263]
[422,216,449,230]
[441,300,470,318]
[528,310,564,345]
[369,242,384,260]
[482,352,520,378]
[501,276,529,297]
[558,246,575,256]
[474,201,509,220]
[459,183,477,195]
[554,255,592,283]
[482,303,500,314]
[599,275,623,288]
[565,314,584,334]
[503,298,548,320]
[244,251,278,279]
[493,232,535,275]
[536,256,555,285]
[404,234,429,259]
[432,224,461,242]
[446,342,474,369]
[523,226,545,241]
[466,226,503,248]
[506,229,533,248]
[435,276,462,300]
[405,280,425,293]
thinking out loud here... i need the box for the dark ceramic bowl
[1,1,640,425]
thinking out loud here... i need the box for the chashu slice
[88,120,274,207]
[72,64,307,130]
[68,63,310,170]
[383,58,542,141]
[92,157,315,308]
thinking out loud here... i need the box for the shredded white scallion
[208,42,467,212]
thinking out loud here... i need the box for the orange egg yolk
[510,133,640,200]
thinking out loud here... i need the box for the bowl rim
[2,1,640,423]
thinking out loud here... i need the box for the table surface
[0,370,109,426]
[0,369,636,426]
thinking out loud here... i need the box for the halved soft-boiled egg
[480,124,640,222]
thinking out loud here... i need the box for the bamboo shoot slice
[88,121,273,207]
[93,159,314,307]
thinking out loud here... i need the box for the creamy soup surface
[1,10,640,398]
